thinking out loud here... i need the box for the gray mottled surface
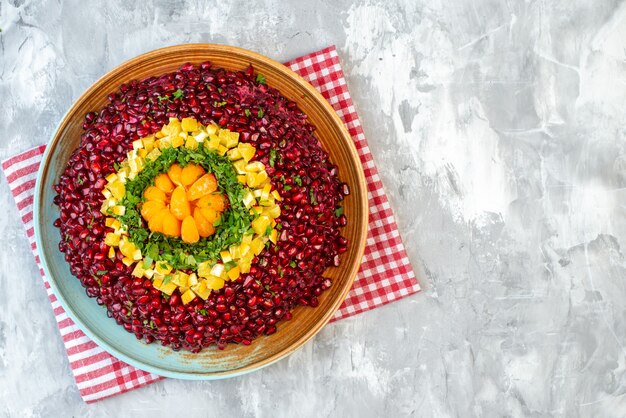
[2,0,626,416]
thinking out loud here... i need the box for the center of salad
[141,163,226,242]
[99,117,282,305]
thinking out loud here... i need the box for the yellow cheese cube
[145,148,162,161]
[152,277,164,290]
[160,281,177,295]
[261,183,271,200]
[245,161,265,172]
[171,135,185,148]
[181,117,198,132]
[131,263,145,278]
[233,160,247,175]
[104,232,120,247]
[220,250,232,263]
[206,124,218,135]
[210,263,225,278]
[185,137,199,150]
[142,135,155,150]
[238,258,251,274]
[206,276,225,290]
[250,237,264,255]
[227,266,240,281]
[171,272,189,288]
[193,130,208,142]
[155,262,172,275]
[206,134,220,150]
[227,148,241,161]
[255,170,268,186]
[229,245,240,260]
[181,289,196,305]
[216,145,228,156]
[192,280,211,300]
[111,205,126,216]
[238,143,256,162]
[251,215,271,235]
[197,261,212,278]
[265,204,281,219]
[269,229,278,244]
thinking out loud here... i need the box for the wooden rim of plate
[35,44,368,378]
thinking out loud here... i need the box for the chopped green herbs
[112,146,254,270]
[244,109,251,117]
[310,189,318,205]
[293,175,302,186]
[172,89,184,99]
[142,256,153,269]
[96,270,108,276]
[335,207,344,217]
[256,74,266,84]
[269,148,277,167]
[257,108,264,118]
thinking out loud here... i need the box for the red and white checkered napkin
[2,45,420,403]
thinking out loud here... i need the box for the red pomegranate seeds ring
[53,61,350,353]
[3,46,419,402]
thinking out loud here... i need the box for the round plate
[34,44,368,379]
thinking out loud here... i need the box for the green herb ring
[115,146,254,270]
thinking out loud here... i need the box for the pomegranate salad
[53,62,349,352]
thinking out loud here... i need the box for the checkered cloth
[2,46,420,403]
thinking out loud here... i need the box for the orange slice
[140,200,165,221]
[167,163,183,186]
[170,186,191,220]
[148,207,170,233]
[193,207,215,237]
[181,215,200,243]
[187,173,218,201]
[143,186,167,203]
[196,193,225,212]
[154,173,175,193]
[162,211,181,237]
[181,164,206,187]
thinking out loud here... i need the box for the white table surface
[2,0,626,416]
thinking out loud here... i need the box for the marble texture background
[2,0,626,416]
